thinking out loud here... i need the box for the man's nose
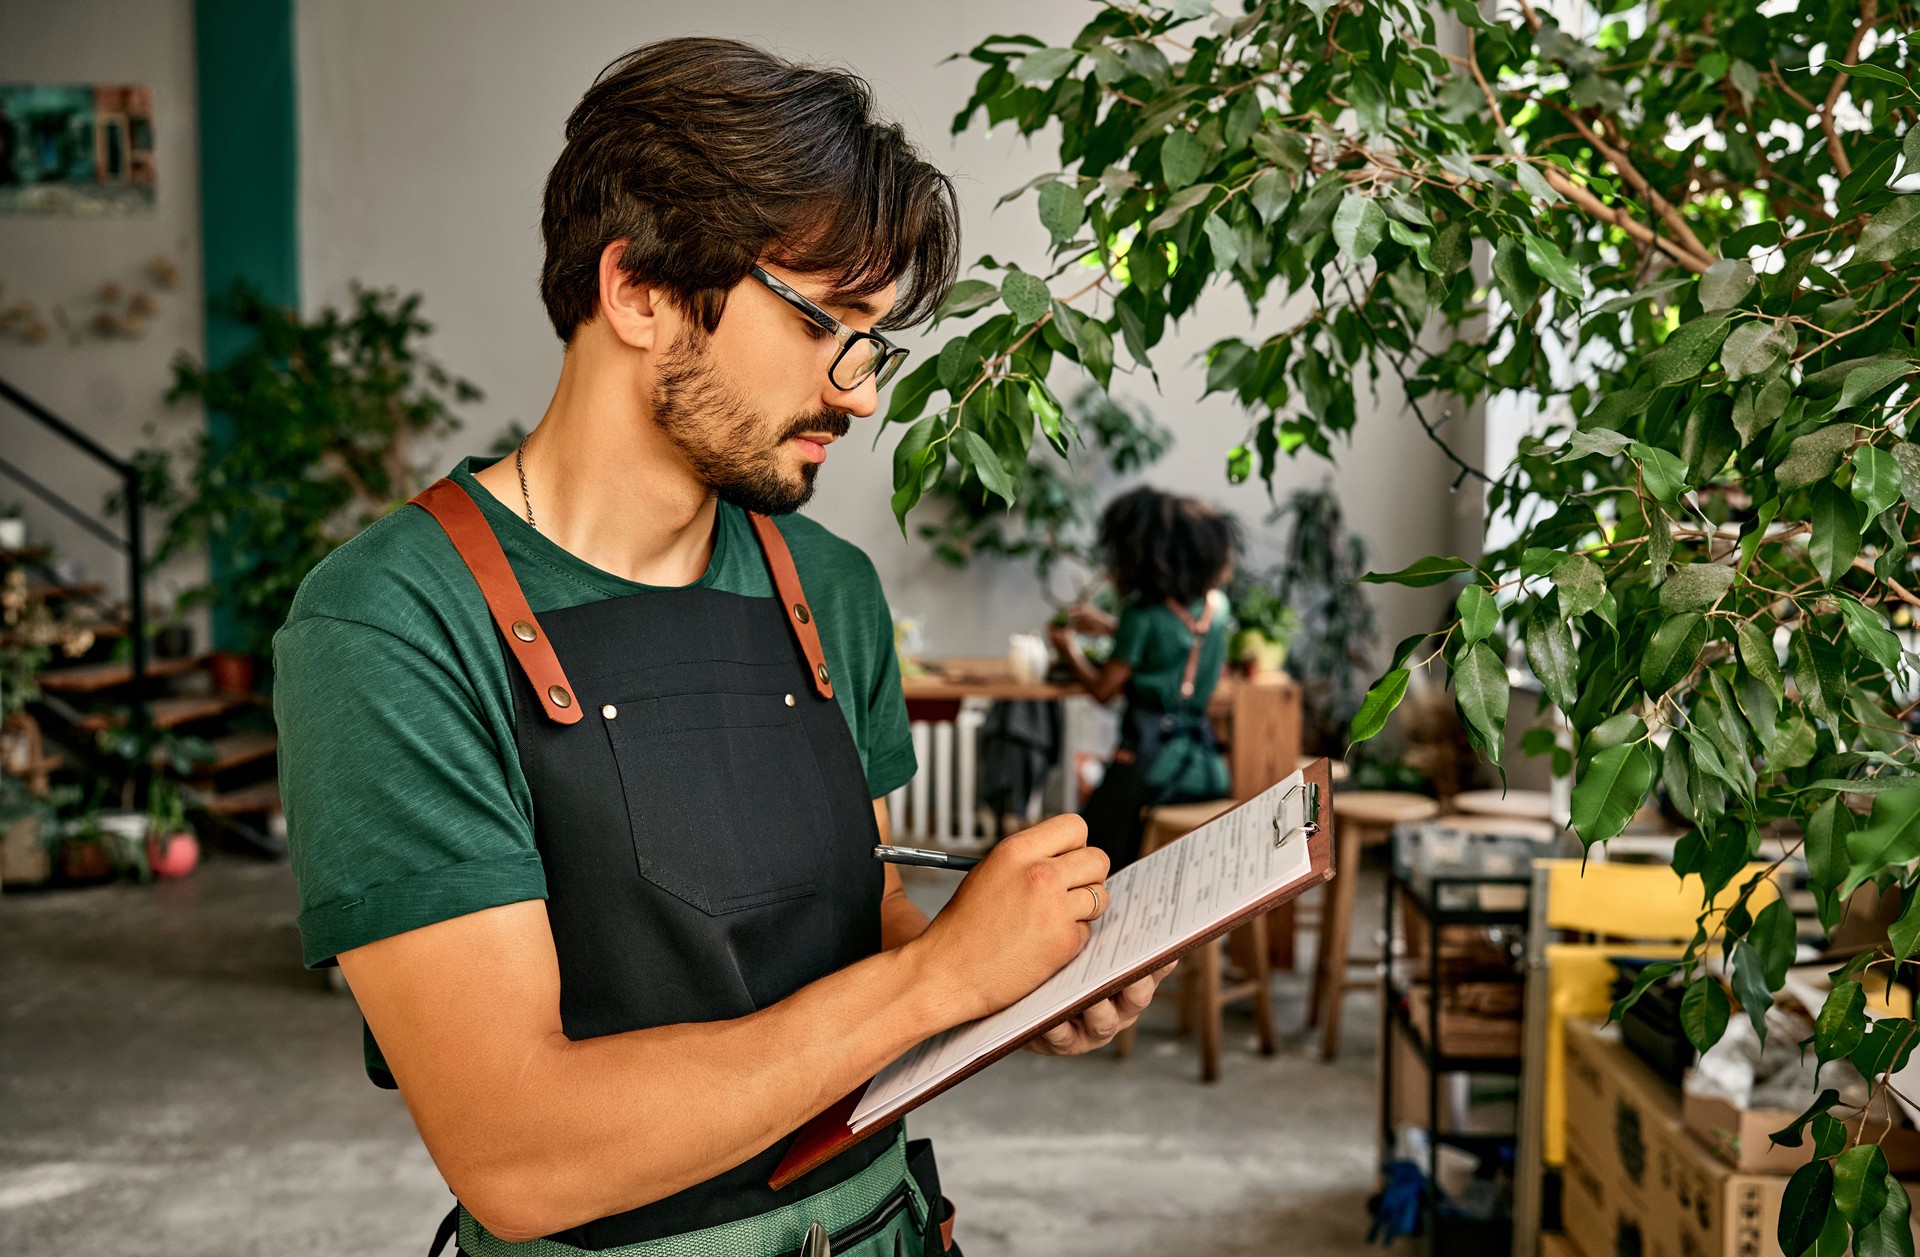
[825,374,880,420]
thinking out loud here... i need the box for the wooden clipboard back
[770,757,1337,1189]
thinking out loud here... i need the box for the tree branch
[1822,0,1881,179]
[1544,101,1715,266]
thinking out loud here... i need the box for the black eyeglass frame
[748,265,909,392]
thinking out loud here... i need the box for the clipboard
[770,756,1338,1189]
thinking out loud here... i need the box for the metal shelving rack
[1379,827,1534,1252]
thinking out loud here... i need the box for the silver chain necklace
[515,436,538,532]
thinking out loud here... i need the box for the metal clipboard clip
[1272,780,1320,848]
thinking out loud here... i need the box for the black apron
[410,480,949,1253]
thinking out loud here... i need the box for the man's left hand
[1027,963,1176,1056]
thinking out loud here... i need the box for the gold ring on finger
[1085,884,1101,918]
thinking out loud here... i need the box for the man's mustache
[779,412,851,442]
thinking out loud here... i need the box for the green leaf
[1681,977,1731,1053]
[1492,236,1540,311]
[1011,46,1078,83]
[1000,270,1052,326]
[1332,195,1387,263]
[1810,483,1863,586]
[1658,563,1735,613]
[1160,129,1205,191]
[1631,442,1689,502]
[1350,668,1410,744]
[1894,443,1920,510]
[956,428,1017,507]
[1854,445,1904,519]
[1454,640,1509,763]
[1430,221,1470,275]
[1347,71,1387,135]
[1737,621,1785,704]
[1806,796,1854,929]
[1641,613,1707,696]
[1793,628,1845,725]
[1779,1161,1835,1257]
[1456,585,1498,643]
[1812,1112,1850,1161]
[1556,428,1634,461]
[1815,981,1868,1067]
[1572,742,1654,845]
[1769,1088,1842,1149]
[1892,886,1920,963]
[1699,258,1757,311]
[1146,181,1215,234]
[1843,788,1920,899]
[1778,425,1853,492]
[1837,1145,1893,1227]
[1732,376,1793,443]
[1551,553,1605,618]
[1838,596,1905,672]
[1857,196,1920,264]
[1037,181,1084,245]
[1360,556,1473,587]
[1028,382,1064,454]
[1522,235,1583,299]
[1248,168,1290,225]
[1650,317,1732,386]
[1722,319,1795,381]
[933,279,1001,324]
[1838,358,1917,411]
[1526,599,1579,711]
[1610,960,1678,1022]
[1751,899,1797,987]
[1855,1176,1915,1257]
[1202,214,1241,273]
[1731,941,1775,1042]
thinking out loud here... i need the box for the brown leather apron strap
[409,478,584,726]
[748,511,834,700]
[1167,593,1218,701]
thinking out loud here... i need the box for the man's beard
[651,336,850,516]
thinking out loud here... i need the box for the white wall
[0,0,206,614]
[298,0,1462,660]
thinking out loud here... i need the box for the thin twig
[1822,1,1881,179]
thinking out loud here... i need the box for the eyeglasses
[748,265,909,392]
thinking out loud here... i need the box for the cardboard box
[1683,1090,1920,1177]
[1562,1021,1920,1257]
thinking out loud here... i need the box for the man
[277,38,1166,1257]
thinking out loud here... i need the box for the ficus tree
[899,0,1920,1247]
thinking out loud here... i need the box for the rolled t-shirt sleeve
[863,588,916,800]
[1111,604,1153,669]
[275,614,545,968]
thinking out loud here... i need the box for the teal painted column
[193,0,298,651]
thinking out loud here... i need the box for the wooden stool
[1450,788,1554,822]
[1311,791,1438,1061]
[1112,799,1277,1081]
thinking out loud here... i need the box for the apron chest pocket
[602,689,834,915]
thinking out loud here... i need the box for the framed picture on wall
[0,83,156,216]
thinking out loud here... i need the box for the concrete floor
[0,859,1385,1256]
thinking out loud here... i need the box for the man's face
[650,266,897,516]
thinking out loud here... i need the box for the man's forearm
[351,909,953,1242]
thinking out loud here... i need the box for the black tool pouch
[905,1139,960,1256]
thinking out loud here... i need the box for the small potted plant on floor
[144,776,198,879]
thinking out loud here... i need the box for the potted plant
[0,773,60,888]
[131,283,479,664]
[1227,583,1300,678]
[144,776,198,879]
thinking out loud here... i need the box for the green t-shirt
[275,457,917,971]
[1110,591,1232,798]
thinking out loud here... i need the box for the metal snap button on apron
[511,620,538,642]
[793,602,810,624]
[784,694,796,707]
[548,684,572,709]
[817,663,830,686]
[602,704,618,719]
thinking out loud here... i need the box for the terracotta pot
[208,651,257,695]
[147,831,200,879]
[58,838,115,883]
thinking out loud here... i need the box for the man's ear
[597,240,666,351]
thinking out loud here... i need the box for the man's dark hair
[541,38,960,343]
[1099,486,1242,607]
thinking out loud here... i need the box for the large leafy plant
[905,0,1920,1246]
[142,285,476,657]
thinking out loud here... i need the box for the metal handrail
[0,375,149,733]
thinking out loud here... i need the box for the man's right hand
[904,814,1109,1023]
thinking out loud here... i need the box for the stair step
[39,654,207,695]
[192,729,278,775]
[1,545,53,563]
[78,692,259,733]
[202,779,281,817]
[28,581,107,602]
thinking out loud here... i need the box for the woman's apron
[1082,594,1228,871]
[410,479,955,1257]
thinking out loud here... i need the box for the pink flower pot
[147,831,200,879]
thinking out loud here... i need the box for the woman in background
[1049,486,1240,871]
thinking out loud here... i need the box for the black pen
[872,844,981,871]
